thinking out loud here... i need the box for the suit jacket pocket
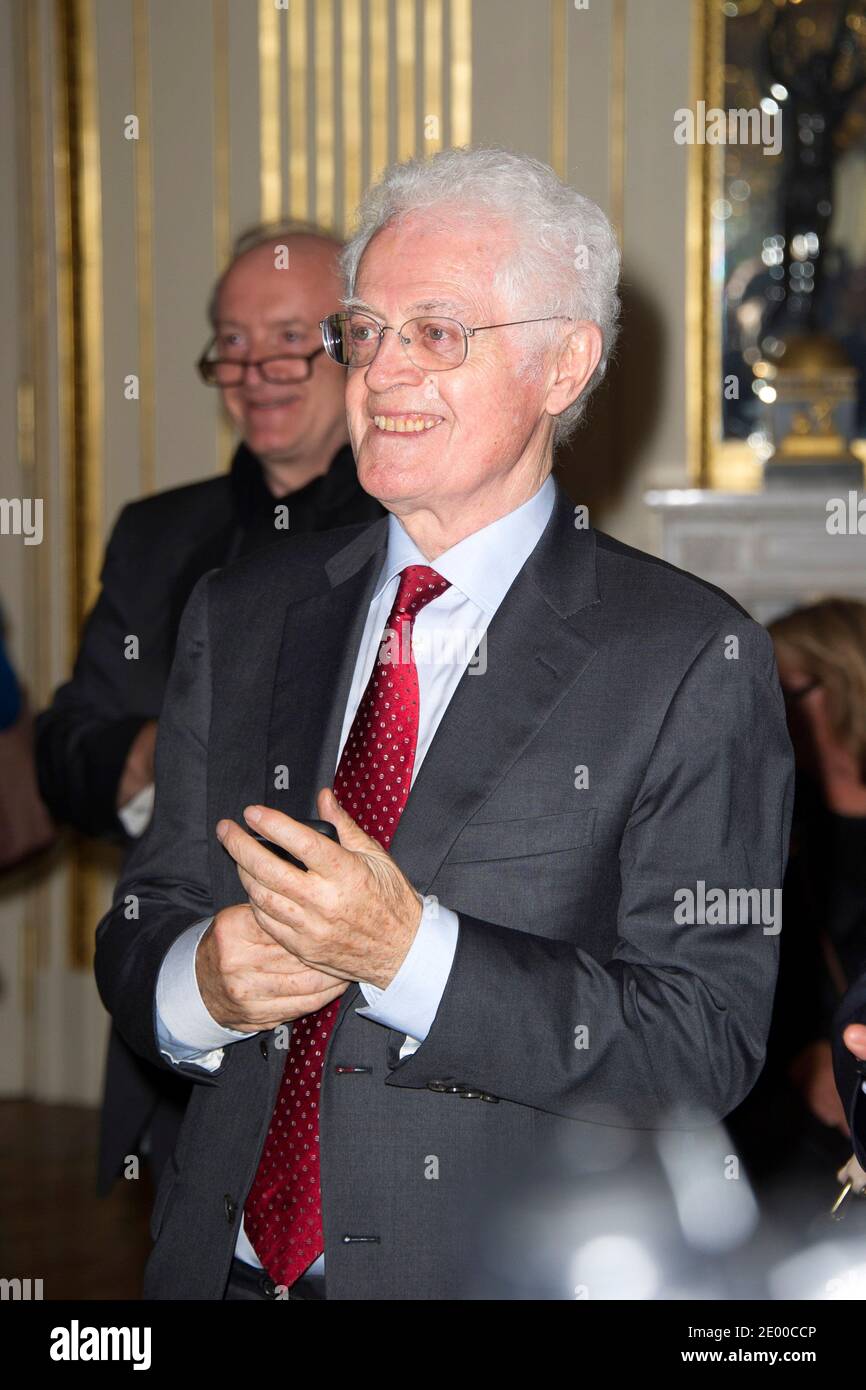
[446,808,596,864]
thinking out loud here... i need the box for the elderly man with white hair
[96,147,793,1301]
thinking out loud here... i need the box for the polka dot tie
[243,564,450,1287]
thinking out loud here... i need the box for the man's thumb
[843,1023,866,1061]
[317,787,375,850]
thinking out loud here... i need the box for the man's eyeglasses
[197,337,326,386]
[319,310,573,373]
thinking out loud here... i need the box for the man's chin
[244,432,304,463]
[356,452,434,508]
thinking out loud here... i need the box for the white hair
[340,146,622,445]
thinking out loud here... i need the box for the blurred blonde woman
[772,599,866,817]
[729,598,866,1219]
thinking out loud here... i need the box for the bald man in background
[36,222,382,1199]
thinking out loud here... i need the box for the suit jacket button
[427,1080,449,1092]
[224,1195,237,1224]
[260,1037,269,1059]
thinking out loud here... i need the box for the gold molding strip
[20,1,50,713]
[19,0,51,1005]
[259,0,282,219]
[76,0,104,616]
[396,0,415,162]
[450,0,471,148]
[212,0,230,269]
[55,0,104,648]
[687,0,727,489]
[315,0,335,226]
[56,0,107,971]
[53,3,75,674]
[369,0,389,187]
[53,1,79,973]
[686,0,706,485]
[132,0,155,497]
[549,0,567,178]
[288,0,308,217]
[423,0,443,156]
[342,0,362,232]
[609,0,626,243]
[212,0,232,472]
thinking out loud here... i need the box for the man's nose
[217,360,268,394]
[238,360,267,388]
[363,328,425,391]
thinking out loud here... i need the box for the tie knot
[391,564,450,622]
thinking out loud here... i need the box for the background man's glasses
[319,310,572,372]
[197,339,326,386]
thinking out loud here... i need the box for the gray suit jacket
[94,482,794,1299]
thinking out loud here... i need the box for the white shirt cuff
[356,900,459,1043]
[155,917,252,1071]
[117,782,155,838]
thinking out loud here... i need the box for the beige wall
[612,0,694,539]
[2,0,695,1103]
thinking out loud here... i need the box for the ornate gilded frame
[687,0,866,490]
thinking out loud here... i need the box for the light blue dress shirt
[154,473,556,1274]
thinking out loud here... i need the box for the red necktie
[243,564,451,1287]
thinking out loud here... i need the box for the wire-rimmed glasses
[319,310,573,372]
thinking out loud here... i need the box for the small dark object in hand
[249,819,338,871]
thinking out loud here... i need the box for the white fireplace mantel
[644,487,866,625]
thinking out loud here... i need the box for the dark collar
[228,441,359,530]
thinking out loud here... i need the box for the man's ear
[545,321,604,420]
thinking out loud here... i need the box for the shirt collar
[375,473,557,614]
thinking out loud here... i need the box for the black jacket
[36,443,383,840]
[35,442,383,1195]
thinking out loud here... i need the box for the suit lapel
[209,517,388,913]
[387,486,601,891]
[262,517,389,816]
[264,550,384,820]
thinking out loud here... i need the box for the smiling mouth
[371,414,444,433]
[245,398,300,411]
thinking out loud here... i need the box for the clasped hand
[195,787,423,1033]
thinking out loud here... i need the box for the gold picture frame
[688,0,866,490]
